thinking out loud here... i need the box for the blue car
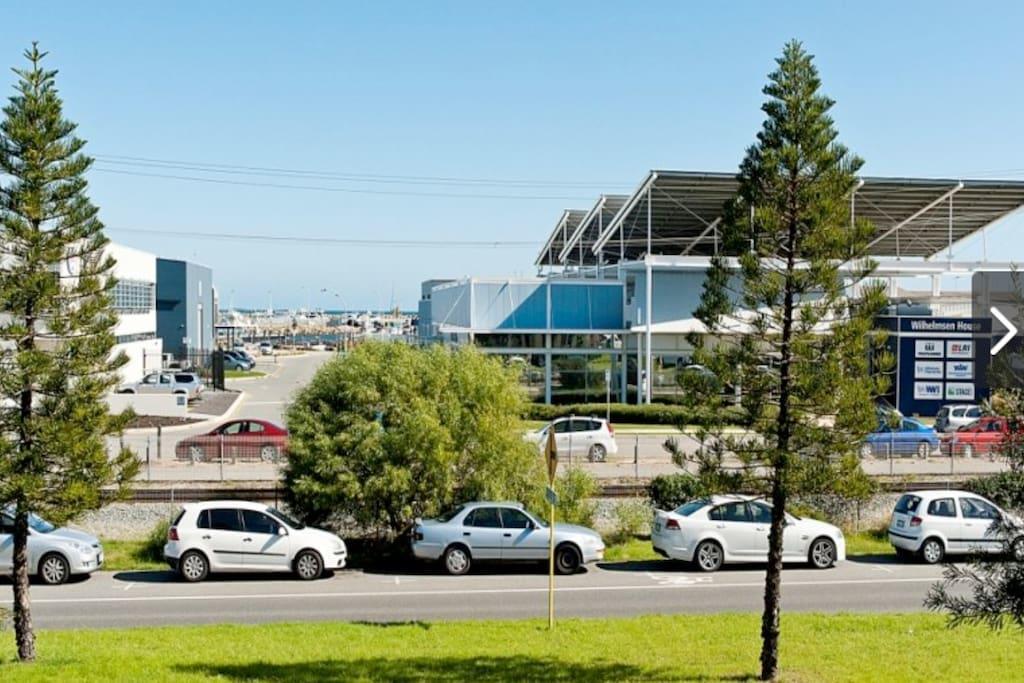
[861,418,939,459]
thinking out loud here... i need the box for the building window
[113,279,155,314]
[115,332,157,344]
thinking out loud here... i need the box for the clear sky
[2,2,1023,309]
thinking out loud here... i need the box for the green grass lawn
[2,613,1022,681]
[99,539,165,571]
[225,369,266,379]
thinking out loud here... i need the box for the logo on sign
[946,341,974,358]
[913,382,943,400]
[915,340,943,358]
[914,361,943,379]
[945,361,974,380]
[945,383,976,400]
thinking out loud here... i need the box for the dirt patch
[126,415,204,429]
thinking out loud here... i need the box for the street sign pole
[544,428,558,630]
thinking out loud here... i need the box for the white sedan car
[651,495,845,572]
[1,509,104,584]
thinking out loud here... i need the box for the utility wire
[104,226,539,248]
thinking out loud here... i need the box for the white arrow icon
[991,306,1018,356]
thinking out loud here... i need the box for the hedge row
[523,402,694,425]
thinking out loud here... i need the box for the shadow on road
[845,553,906,566]
[597,559,759,574]
[361,562,592,578]
[112,569,345,584]
[177,656,753,682]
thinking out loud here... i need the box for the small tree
[668,41,890,680]
[283,341,545,536]
[0,45,138,662]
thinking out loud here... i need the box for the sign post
[543,428,558,630]
[605,368,612,422]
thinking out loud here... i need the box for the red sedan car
[175,419,289,463]
[942,416,1020,458]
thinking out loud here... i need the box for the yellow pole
[548,500,555,630]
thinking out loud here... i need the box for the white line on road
[29,576,939,606]
[244,401,286,406]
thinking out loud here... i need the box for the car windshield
[28,513,56,534]
[674,499,710,516]
[265,506,304,530]
[436,505,465,523]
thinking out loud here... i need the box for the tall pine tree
[0,44,137,662]
[672,41,891,680]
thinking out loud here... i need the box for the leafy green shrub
[965,472,1024,511]
[610,498,651,544]
[553,467,599,527]
[648,473,706,510]
[523,403,733,426]
[142,518,171,563]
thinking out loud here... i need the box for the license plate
[896,520,905,528]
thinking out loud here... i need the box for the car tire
[694,540,724,572]
[962,444,974,459]
[860,443,874,459]
[920,537,945,565]
[917,441,931,459]
[294,549,324,581]
[443,545,471,576]
[588,444,607,463]
[1011,537,1024,562]
[38,552,70,585]
[808,537,837,569]
[554,544,582,575]
[259,444,279,463]
[178,550,209,582]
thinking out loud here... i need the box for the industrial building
[156,257,215,357]
[419,170,1024,416]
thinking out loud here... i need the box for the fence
[111,430,287,482]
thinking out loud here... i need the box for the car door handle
[243,537,252,542]
[503,533,512,537]
[463,532,471,537]
[716,524,726,529]
[201,535,211,540]
[755,527,766,532]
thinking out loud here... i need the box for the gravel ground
[72,503,182,540]
[125,415,204,429]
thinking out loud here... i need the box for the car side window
[160,374,171,384]
[466,507,501,528]
[501,508,532,529]
[961,498,1000,520]
[967,407,981,418]
[241,510,278,535]
[749,503,772,524]
[248,422,265,434]
[952,408,964,417]
[208,508,242,531]
[709,502,750,523]
[989,420,1005,432]
[927,498,956,518]
[571,419,594,433]
[221,422,245,435]
[196,509,210,529]
[143,374,158,384]
[0,516,14,534]
[553,420,570,434]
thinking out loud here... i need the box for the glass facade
[113,279,155,314]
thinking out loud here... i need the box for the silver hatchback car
[412,501,604,575]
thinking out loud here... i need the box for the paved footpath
[15,554,949,629]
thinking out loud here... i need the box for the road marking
[244,401,286,406]
[644,571,713,586]
[30,576,940,605]
[123,582,134,591]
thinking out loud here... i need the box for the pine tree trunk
[12,509,36,661]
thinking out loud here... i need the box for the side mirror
[277,526,288,536]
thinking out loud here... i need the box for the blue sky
[3,2,1023,309]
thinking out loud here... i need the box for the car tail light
[910,516,922,527]
[665,518,681,530]
[168,526,179,541]
[413,527,424,541]
[607,423,615,435]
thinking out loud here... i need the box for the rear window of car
[436,505,464,523]
[927,498,956,517]
[894,495,922,514]
[673,499,709,517]
[175,373,196,383]
[172,509,186,526]
[937,408,949,418]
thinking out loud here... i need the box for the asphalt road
[16,555,948,630]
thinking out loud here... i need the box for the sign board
[545,486,559,507]
[914,361,943,380]
[913,382,943,400]
[915,340,943,358]
[544,428,558,484]
[945,382,976,400]
[946,361,974,380]
[946,340,974,358]
[604,368,611,384]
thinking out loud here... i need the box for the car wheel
[443,545,471,576]
[917,441,931,459]
[694,540,724,572]
[808,537,837,569]
[1011,537,1024,562]
[38,553,70,585]
[962,444,974,459]
[920,538,945,565]
[294,549,323,580]
[259,444,278,463]
[188,444,205,463]
[588,444,607,463]
[860,443,874,459]
[555,544,582,575]
[179,550,209,582]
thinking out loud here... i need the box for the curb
[123,391,245,435]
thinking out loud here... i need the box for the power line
[92,153,633,190]
[105,226,539,248]
[90,167,597,201]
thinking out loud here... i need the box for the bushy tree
[283,341,545,535]
[0,45,138,662]
[668,41,890,680]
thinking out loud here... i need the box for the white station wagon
[652,495,846,572]
[164,500,347,582]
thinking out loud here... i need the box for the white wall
[106,242,162,384]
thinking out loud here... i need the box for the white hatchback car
[888,489,1024,563]
[530,417,618,462]
[164,500,347,582]
[652,496,846,572]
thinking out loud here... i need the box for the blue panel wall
[550,283,623,329]
[429,282,472,329]
[474,281,547,329]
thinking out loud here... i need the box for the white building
[105,242,162,384]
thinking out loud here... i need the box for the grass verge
[225,369,266,379]
[2,613,1022,681]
